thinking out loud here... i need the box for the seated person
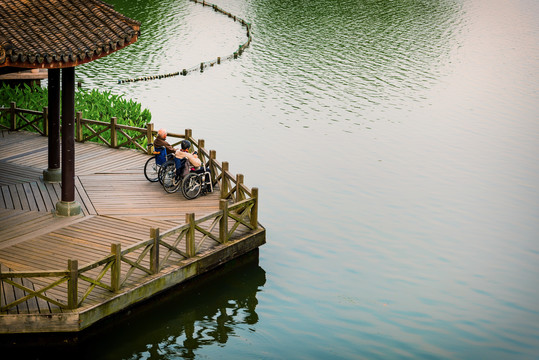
[174,140,201,177]
[153,128,177,155]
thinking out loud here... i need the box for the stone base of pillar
[56,201,82,217]
[43,168,62,183]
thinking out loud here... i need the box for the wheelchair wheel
[162,163,182,194]
[158,159,174,185]
[144,156,160,182]
[181,173,202,200]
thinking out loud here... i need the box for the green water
[9,0,539,358]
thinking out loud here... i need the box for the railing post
[197,139,205,162]
[186,213,195,257]
[250,187,259,229]
[185,128,192,142]
[236,174,244,202]
[111,243,121,292]
[150,228,160,274]
[43,107,48,136]
[221,161,229,199]
[67,259,78,309]
[220,199,229,244]
[146,123,154,154]
[10,102,16,130]
[209,150,217,185]
[110,117,118,148]
[76,111,82,142]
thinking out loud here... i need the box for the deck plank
[22,182,38,211]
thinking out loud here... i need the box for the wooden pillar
[220,200,228,244]
[197,139,205,162]
[43,68,61,182]
[209,150,217,186]
[146,123,154,154]
[9,101,16,130]
[111,243,121,292]
[76,111,83,141]
[61,67,75,202]
[110,117,118,148]
[221,161,229,199]
[42,107,48,136]
[250,187,259,229]
[150,228,160,274]
[186,213,195,257]
[67,259,78,309]
[236,174,244,202]
[56,67,81,216]
[48,69,60,169]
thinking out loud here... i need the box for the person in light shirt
[174,140,201,177]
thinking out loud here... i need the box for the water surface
[33,0,539,358]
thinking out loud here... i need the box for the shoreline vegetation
[0,83,152,148]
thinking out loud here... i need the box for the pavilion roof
[0,0,140,70]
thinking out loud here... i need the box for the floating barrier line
[118,0,252,84]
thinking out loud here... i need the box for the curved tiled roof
[0,0,140,69]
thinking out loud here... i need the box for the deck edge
[0,227,266,334]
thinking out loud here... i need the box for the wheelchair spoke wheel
[162,163,182,194]
[181,173,202,200]
[144,157,160,182]
[158,160,174,185]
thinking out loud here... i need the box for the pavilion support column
[43,68,61,182]
[56,66,81,216]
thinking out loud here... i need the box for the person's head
[180,140,191,150]
[157,128,167,139]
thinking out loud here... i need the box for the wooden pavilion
[0,0,140,216]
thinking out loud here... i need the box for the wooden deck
[0,130,265,333]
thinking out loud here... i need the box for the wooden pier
[0,129,265,334]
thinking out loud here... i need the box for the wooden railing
[0,103,260,312]
[0,102,48,136]
[0,102,254,202]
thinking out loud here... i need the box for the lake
[25,0,539,358]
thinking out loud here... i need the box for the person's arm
[185,153,201,167]
[164,142,176,155]
[175,151,201,167]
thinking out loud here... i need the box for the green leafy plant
[0,83,152,149]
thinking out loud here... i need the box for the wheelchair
[181,166,213,200]
[144,145,174,184]
[162,160,213,200]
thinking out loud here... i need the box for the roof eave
[0,33,139,70]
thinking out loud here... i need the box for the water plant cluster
[0,83,152,148]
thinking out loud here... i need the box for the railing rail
[0,194,258,312]
[0,103,260,313]
[0,102,47,135]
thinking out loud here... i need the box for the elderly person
[153,128,177,155]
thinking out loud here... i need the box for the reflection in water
[0,251,265,360]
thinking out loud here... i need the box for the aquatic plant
[0,83,152,148]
